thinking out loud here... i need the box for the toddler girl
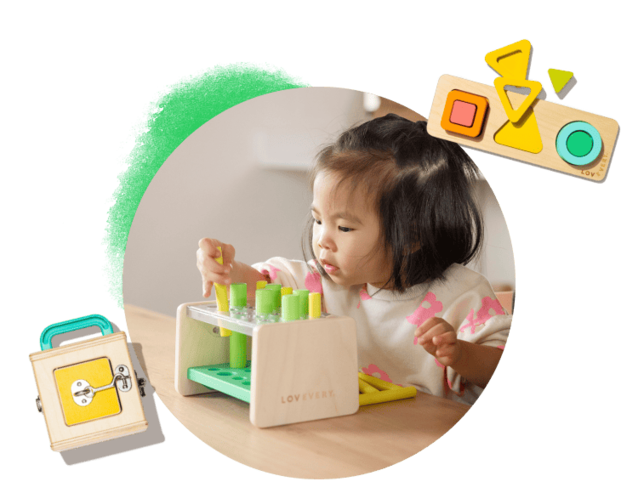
[197,114,511,405]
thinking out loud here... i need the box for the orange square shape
[441,89,489,138]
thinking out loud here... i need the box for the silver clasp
[71,364,132,406]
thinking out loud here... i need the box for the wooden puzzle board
[428,75,619,181]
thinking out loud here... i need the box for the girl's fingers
[432,331,457,346]
[197,238,234,296]
[198,239,236,271]
[436,343,456,358]
[202,254,230,275]
[222,243,236,266]
[420,341,437,356]
[203,280,213,298]
[199,237,221,257]
[199,239,235,265]
[416,317,443,335]
[417,331,434,346]
[418,324,453,346]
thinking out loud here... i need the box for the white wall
[476,179,516,291]
[124,87,514,316]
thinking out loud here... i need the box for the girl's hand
[415,317,462,367]
[196,238,236,298]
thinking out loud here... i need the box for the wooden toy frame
[30,332,147,451]
[175,300,360,428]
[428,75,619,181]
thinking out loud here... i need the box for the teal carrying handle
[40,314,114,351]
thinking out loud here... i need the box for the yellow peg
[309,292,321,319]
[214,246,232,336]
[358,386,417,406]
[281,286,293,296]
[256,280,268,290]
[358,372,402,390]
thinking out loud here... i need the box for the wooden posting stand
[175,301,359,428]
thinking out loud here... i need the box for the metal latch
[71,364,132,407]
[35,365,147,412]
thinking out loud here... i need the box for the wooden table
[125,304,470,479]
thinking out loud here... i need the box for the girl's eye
[312,218,350,231]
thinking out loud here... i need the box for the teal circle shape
[556,121,602,166]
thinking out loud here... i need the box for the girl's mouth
[322,261,339,274]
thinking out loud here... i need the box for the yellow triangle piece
[494,112,543,154]
[358,378,379,394]
[495,77,543,124]
[548,69,574,93]
[357,372,417,406]
[485,40,532,78]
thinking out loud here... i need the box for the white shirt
[252,258,511,405]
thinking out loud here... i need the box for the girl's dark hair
[303,113,484,292]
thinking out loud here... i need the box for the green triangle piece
[548,69,574,93]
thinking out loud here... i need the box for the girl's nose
[317,228,336,251]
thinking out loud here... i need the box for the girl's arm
[415,317,503,389]
[197,238,268,298]
[229,261,270,299]
[446,341,502,389]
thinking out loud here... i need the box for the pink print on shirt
[361,364,392,383]
[304,271,323,294]
[460,296,505,334]
[357,286,372,308]
[407,292,443,344]
[260,264,281,282]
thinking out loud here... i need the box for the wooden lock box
[30,315,148,451]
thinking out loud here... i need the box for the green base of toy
[187,362,252,403]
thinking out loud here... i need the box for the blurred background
[124,87,515,316]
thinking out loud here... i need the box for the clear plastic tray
[187,302,331,337]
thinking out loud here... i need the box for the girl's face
[311,171,392,289]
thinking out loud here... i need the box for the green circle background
[101,60,312,312]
